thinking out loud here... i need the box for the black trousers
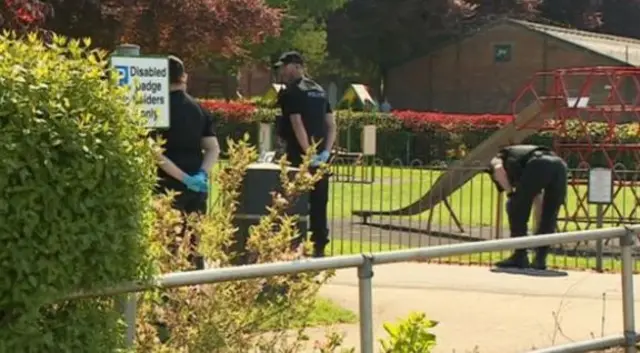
[309,171,330,248]
[163,189,208,270]
[508,154,567,238]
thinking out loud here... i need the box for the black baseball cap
[168,55,185,83]
[274,51,304,68]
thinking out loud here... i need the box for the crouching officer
[274,51,337,257]
[487,144,568,270]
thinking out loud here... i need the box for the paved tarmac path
[306,263,637,352]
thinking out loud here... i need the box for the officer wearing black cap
[153,55,220,269]
[487,144,568,270]
[274,51,337,258]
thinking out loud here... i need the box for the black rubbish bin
[230,163,308,265]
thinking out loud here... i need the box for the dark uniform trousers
[288,154,330,252]
[508,152,568,241]
[308,167,330,248]
[156,187,208,270]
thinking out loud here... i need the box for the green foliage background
[0,33,156,352]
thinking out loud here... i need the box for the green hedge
[214,121,640,169]
[200,100,640,169]
[0,34,156,351]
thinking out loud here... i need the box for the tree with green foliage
[0,32,156,352]
[259,0,346,75]
[215,0,348,79]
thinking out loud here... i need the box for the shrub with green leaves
[0,32,156,351]
[379,312,438,353]
[135,137,340,352]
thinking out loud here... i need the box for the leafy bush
[135,136,340,352]
[0,33,156,351]
[379,312,438,353]
[310,312,440,353]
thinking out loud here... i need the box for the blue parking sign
[110,55,171,129]
[115,65,129,85]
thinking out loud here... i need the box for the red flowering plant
[197,98,640,165]
[196,99,640,143]
[197,99,513,132]
[392,110,512,132]
[199,99,257,123]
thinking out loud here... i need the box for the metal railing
[324,161,640,271]
[208,159,640,271]
[67,225,640,353]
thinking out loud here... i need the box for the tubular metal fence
[67,226,640,353]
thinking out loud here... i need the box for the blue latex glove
[310,150,331,167]
[195,169,208,183]
[183,171,208,193]
[195,169,209,191]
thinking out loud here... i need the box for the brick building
[187,62,273,99]
[237,62,274,98]
[385,19,640,114]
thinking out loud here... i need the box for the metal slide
[353,100,554,219]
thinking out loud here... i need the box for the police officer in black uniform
[487,144,568,270]
[153,55,220,270]
[274,51,337,258]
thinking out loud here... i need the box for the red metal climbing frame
[512,66,640,231]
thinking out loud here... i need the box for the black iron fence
[207,153,640,272]
[322,158,640,272]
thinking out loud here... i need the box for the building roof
[508,19,640,66]
[390,18,640,70]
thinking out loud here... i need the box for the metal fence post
[620,228,637,353]
[595,204,604,272]
[358,255,374,353]
[124,294,137,348]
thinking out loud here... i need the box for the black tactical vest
[499,145,552,184]
[275,78,326,142]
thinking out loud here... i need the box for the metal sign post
[587,167,614,272]
[362,125,377,182]
[258,123,273,154]
[114,43,141,57]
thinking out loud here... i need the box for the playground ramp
[353,100,556,219]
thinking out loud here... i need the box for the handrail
[65,226,638,300]
[63,225,640,353]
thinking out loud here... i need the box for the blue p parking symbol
[115,65,129,86]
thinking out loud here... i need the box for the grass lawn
[209,163,638,230]
[328,165,638,230]
[259,297,357,330]
[208,163,637,271]
[300,297,357,328]
[327,239,627,272]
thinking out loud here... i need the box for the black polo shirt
[278,78,332,165]
[152,90,216,193]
